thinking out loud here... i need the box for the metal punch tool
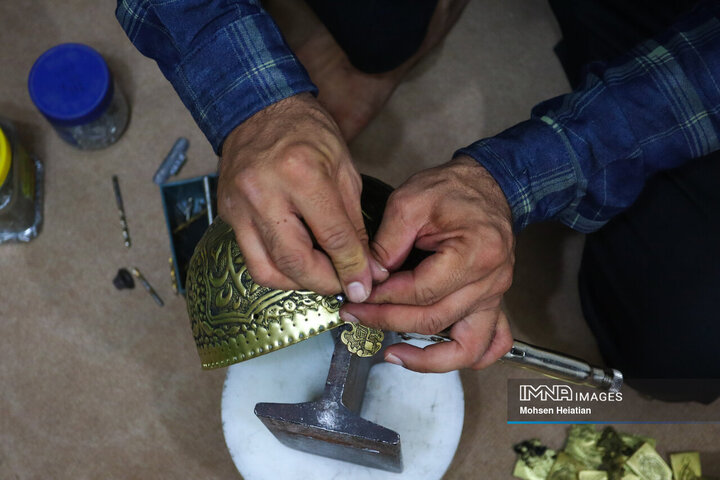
[335,291,623,392]
[399,332,623,392]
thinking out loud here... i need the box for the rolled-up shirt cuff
[164,11,317,154]
[455,118,582,233]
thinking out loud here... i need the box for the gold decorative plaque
[186,218,347,369]
[185,176,412,370]
[341,323,384,357]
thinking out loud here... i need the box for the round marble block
[222,333,464,480]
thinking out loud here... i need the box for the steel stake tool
[255,328,404,473]
[255,326,623,473]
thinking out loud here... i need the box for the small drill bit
[112,175,131,248]
[131,267,164,306]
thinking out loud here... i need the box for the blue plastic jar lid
[28,43,114,127]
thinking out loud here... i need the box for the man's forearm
[116,0,317,153]
[457,0,720,233]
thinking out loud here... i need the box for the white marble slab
[222,333,464,480]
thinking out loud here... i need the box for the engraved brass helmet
[186,176,402,370]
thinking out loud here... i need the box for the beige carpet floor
[1,0,718,478]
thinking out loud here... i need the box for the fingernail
[340,311,359,323]
[371,259,389,282]
[346,281,369,303]
[374,259,388,273]
[385,353,404,367]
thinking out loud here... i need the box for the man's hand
[340,156,515,372]
[218,93,387,301]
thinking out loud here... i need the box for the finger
[369,191,422,271]
[368,257,509,310]
[471,310,513,370]
[341,281,496,334]
[368,238,474,305]
[295,176,372,302]
[254,204,342,295]
[368,251,391,284]
[337,169,389,284]
[233,217,302,291]
[382,309,501,373]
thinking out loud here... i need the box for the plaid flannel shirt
[117,0,720,234]
[457,1,720,232]
[115,0,317,154]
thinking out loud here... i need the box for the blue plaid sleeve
[457,1,720,233]
[116,0,317,154]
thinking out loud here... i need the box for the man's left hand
[340,156,515,372]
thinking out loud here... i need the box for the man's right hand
[218,93,386,301]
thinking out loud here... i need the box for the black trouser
[304,0,439,73]
[551,0,720,403]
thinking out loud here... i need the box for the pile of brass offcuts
[513,424,708,480]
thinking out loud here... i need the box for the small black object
[113,268,135,290]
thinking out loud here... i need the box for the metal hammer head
[254,328,403,472]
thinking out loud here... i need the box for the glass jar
[0,118,43,243]
[28,43,129,150]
